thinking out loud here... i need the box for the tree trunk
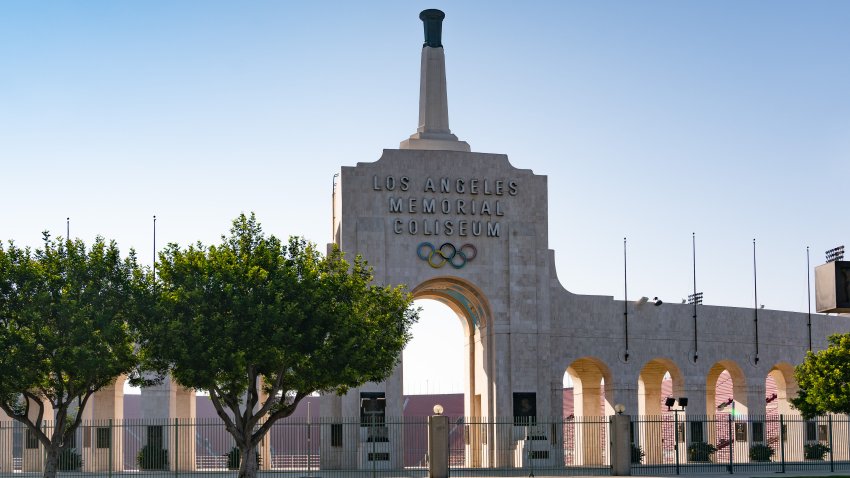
[237,443,259,478]
[42,446,60,478]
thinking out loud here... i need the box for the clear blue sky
[2,1,849,393]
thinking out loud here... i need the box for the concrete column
[637,376,663,465]
[573,379,604,465]
[0,409,12,473]
[82,377,125,472]
[140,376,196,472]
[610,414,632,475]
[173,386,196,471]
[428,415,449,478]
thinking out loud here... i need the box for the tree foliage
[792,333,850,419]
[136,213,416,478]
[0,233,149,478]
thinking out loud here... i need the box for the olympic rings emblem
[416,242,477,269]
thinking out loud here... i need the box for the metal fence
[631,413,850,475]
[0,416,610,477]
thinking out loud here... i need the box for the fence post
[829,415,834,472]
[428,414,449,478]
[609,414,631,476]
[108,419,113,478]
[779,415,786,473]
[727,414,733,474]
[674,412,680,475]
[174,418,179,478]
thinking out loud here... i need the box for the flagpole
[753,239,759,365]
[623,237,629,362]
[153,215,157,282]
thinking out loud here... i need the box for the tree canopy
[792,333,850,418]
[136,213,417,478]
[0,233,149,478]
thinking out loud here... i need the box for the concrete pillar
[173,386,196,471]
[0,409,12,473]
[428,415,449,478]
[573,378,604,465]
[140,376,196,471]
[81,377,125,472]
[637,374,663,465]
[610,414,632,475]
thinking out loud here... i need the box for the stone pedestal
[428,415,449,478]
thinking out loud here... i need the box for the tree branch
[252,391,308,444]
[209,388,242,444]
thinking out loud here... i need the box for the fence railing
[631,414,850,475]
[5,414,849,476]
[0,416,610,477]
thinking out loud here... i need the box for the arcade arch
[563,358,613,466]
[707,361,748,417]
[638,358,684,417]
[766,362,797,415]
[564,357,613,418]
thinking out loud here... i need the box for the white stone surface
[399,46,470,152]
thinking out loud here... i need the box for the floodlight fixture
[826,245,845,263]
[664,397,676,409]
[687,292,704,305]
[678,397,688,408]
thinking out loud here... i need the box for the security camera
[653,297,663,306]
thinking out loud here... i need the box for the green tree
[792,333,850,418]
[137,213,416,478]
[0,234,149,478]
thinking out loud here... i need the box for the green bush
[804,442,830,460]
[631,444,645,464]
[749,443,774,462]
[58,448,82,471]
[137,445,169,470]
[687,441,717,462]
[226,447,261,470]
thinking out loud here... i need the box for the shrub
[687,441,717,462]
[137,445,169,470]
[804,442,830,460]
[226,447,261,470]
[58,448,82,471]
[749,443,774,462]
[631,444,645,464]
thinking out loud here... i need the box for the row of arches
[564,357,799,419]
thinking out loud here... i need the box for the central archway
[409,276,492,419]
[409,276,493,468]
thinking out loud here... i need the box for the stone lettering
[389,197,403,213]
[423,198,436,213]
[487,222,501,237]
